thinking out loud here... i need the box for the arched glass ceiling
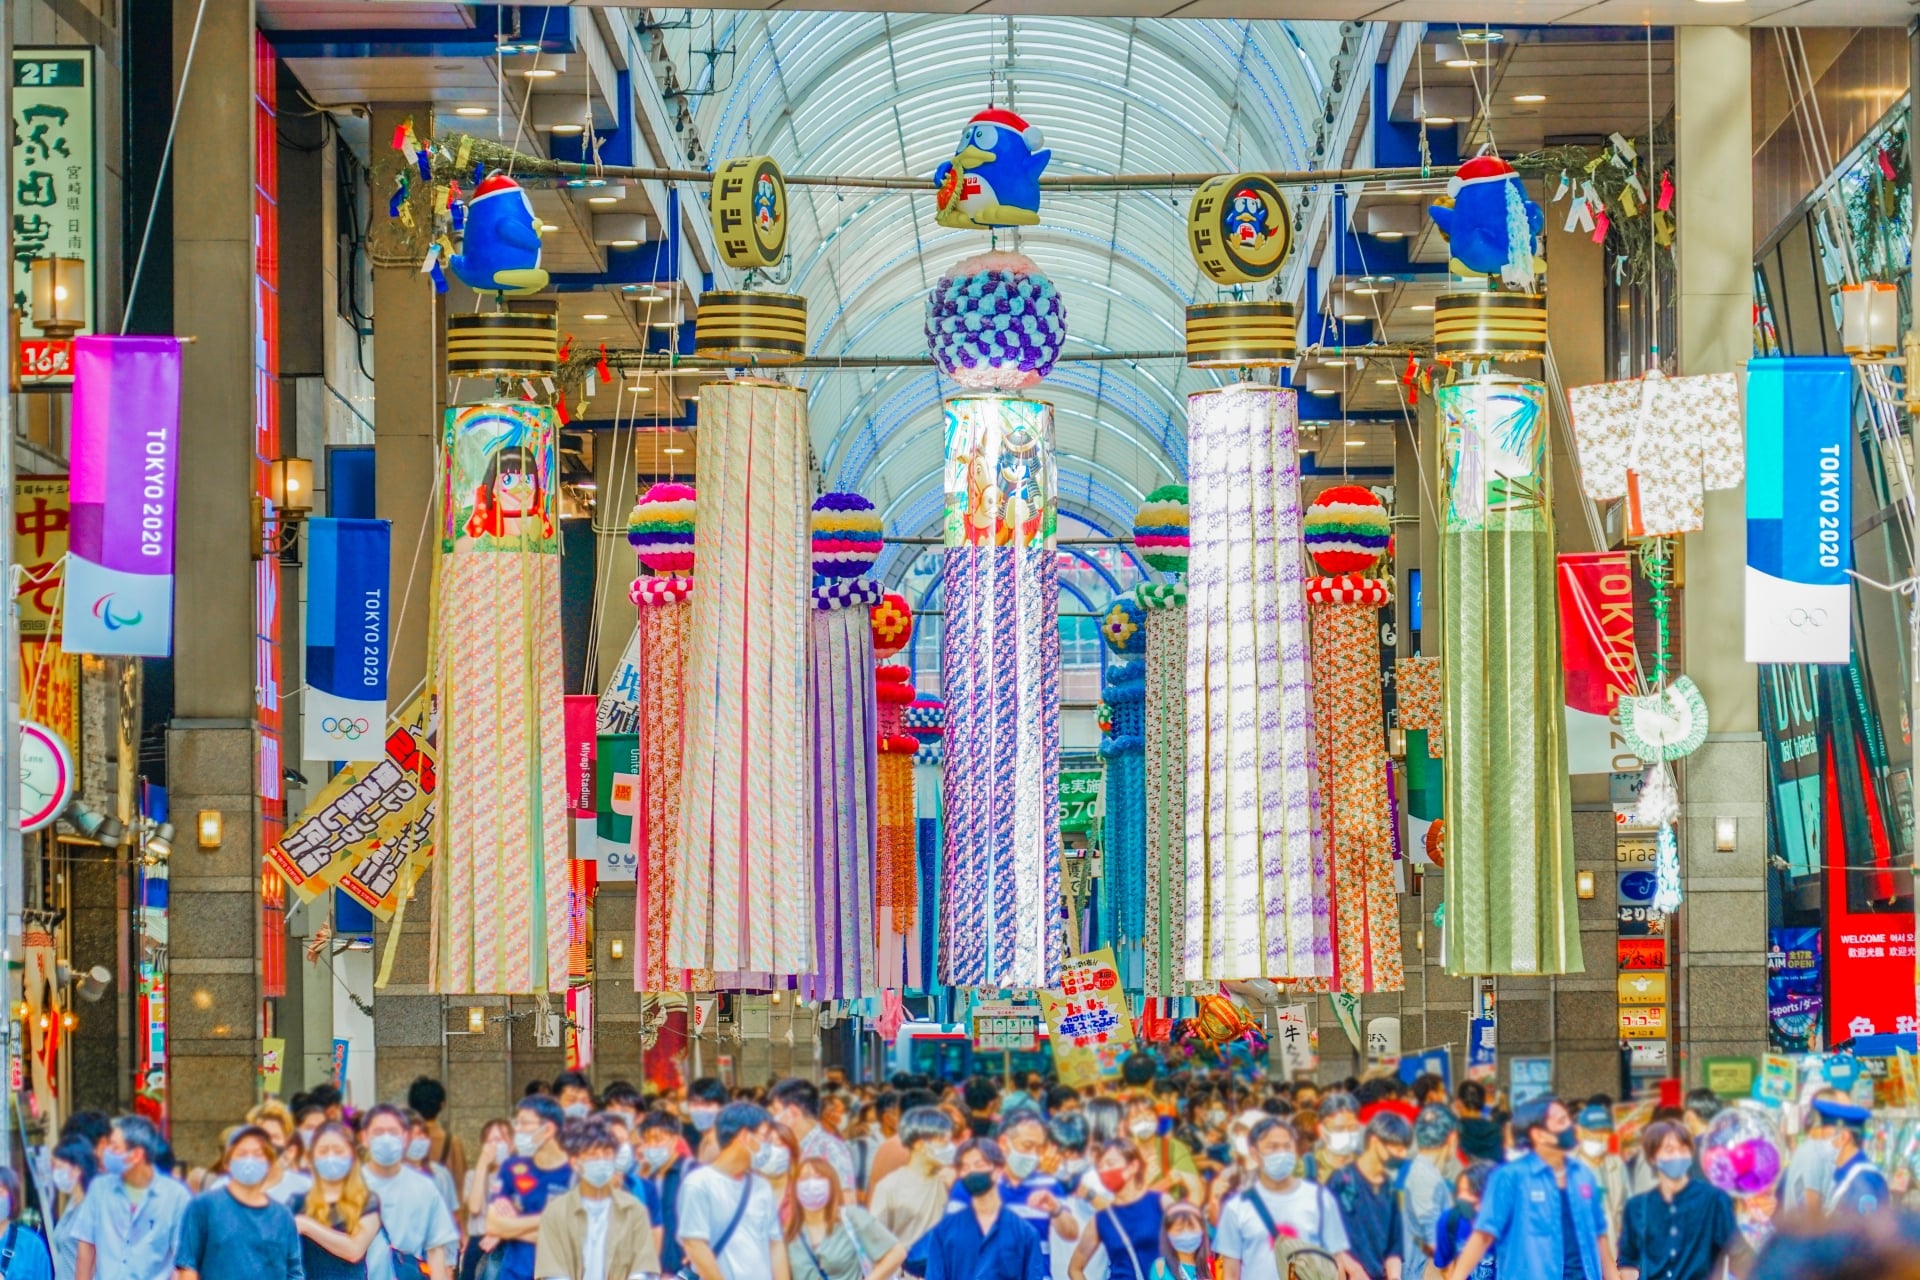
[694,13,1343,533]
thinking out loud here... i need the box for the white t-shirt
[1214,1183,1350,1280]
[581,1195,612,1280]
[676,1167,783,1280]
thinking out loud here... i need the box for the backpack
[1241,1187,1341,1280]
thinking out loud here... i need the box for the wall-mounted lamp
[1576,869,1596,900]
[28,257,87,338]
[1841,282,1900,357]
[253,457,315,561]
[468,1006,486,1033]
[609,937,626,961]
[1714,817,1737,852]
[197,809,223,850]
[1386,727,1407,760]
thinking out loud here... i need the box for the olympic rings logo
[1787,608,1830,630]
[321,717,371,741]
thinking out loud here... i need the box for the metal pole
[1,5,18,1169]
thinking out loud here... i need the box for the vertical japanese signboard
[10,49,96,385]
[13,477,76,740]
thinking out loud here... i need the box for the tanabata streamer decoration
[629,486,700,993]
[1300,487,1403,993]
[1437,377,1582,976]
[1135,488,1191,997]
[1133,485,1191,575]
[431,402,569,993]
[1565,369,1742,540]
[1184,384,1329,982]
[872,593,919,990]
[804,494,883,1002]
[671,381,813,977]
[906,694,945,766]
[932,108,1051,230]
[1100,593,1148,953]
[926,253,1067,392]
[940,395,1062,988]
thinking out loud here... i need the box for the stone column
[165,0,261,1166]
[1674,26,1768,1079]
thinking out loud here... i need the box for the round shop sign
[1188,172,1293,286]
[710,155,788,270]
[19,719,74,833]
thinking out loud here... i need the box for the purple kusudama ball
[925,250,1068,391]
[1698,1108,1784,1198]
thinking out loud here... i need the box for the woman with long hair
[1071,1142,1164,1280]
[0,1168,54,1280]
[763,1122,804,1225]
[48,1139,97,1280]
[785,1158,904,1280]
[461,1118,512,1280]
[1151,1202,1211,1280]
[294,1123,383,1280]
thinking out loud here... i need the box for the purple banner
[63,335,181,656]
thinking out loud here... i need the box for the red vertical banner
[564,694,598,817]
[255,35,286,999]
[1556,551,1642,776]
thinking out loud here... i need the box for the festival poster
[1040,947,1134,1087]
[596,629,642,734]
[1767,927,1821,1053]
[564,694,598,816]
[302,518,391,763]
[62,336,182,657]
[1745,356,1853,664]
[267,694,436,912]
[1556,551,1643,775]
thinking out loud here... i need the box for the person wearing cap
[1571,1104,1630,1243]
[1780,1089,1845,1214]
[1402,1106,1458,1267]
[1443,1098,1619,1280]
[1815,1098,1890,1216]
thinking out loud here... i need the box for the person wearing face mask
[408,1081,469,1200]
[362,1105,461,1280]
[295,1109,331,1167]
[987,1111,1079,1269]
[1812,1098,1889,1217]
[297,1123,385,1280]
[0,1168,53,1280]
[687,1080,734,1164]
[1067,1142,1162,1280]
[1779,1090,1844,1214]
[1206,1111,1271,1226]
[1309,1094,1365,1185]
[404,1116,463,1225]
[531,1117,661,1280]
[677,1103,791,1280]
[1193,1098,1233,1173]
[49,1138,98,1280]
[70,1115,192,1280]
[785,1158,904,1280]
[866,1090,940,1196]
[1401,1106,1457,1270]
[1215,1118,1359,1280]
[769,1081,857,1205]
[920,1142,1043,1280]
[175,1128,304,1280]
[486,1098,575,1280]
[552,1075,598,1126]
[1615,1122,1742,1280]
[463,1121,514,1280]
[1443,1098,1619,1280]
[1432,1163,1494,1280]
[1149,1203,1211,1280]
[636,1111,696,1276]
[1121,1099,1201,1206]
[1571,1107,1628,1245]
[760,1126,803,1216]
[1325,1113,1409,1280]
[869,1107,960,1263]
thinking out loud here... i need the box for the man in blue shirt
[1445,1097,1619,1280]
[485,1096,575,1280]
[71,1115,192,1280]
[1816,1098,1891,1215]
[923,1141,1045,1280]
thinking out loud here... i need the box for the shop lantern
[699,158,807,366]
[1184,173,1294,370]
[27,257,87,338]
[1840,281,1900,357]
[710,156,790,271]
[1185,300,1298,368]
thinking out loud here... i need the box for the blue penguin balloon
[932,107,1051,230]
[1427,153,1544,287]
[450,172,550,296]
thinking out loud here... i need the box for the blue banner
[304,517,391,762]
[1746,356,1853,663]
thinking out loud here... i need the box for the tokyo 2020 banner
[1745,356,1852,664]
[62,336,181,657]
[302,517,390,762]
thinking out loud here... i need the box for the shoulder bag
[675,1177,755,1280]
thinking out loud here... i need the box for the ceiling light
[1375,377,1398,386]
[1364,205,1423,240]
[1345,438,1364,448]
[1320,358,1349,367]
[582,313,608,320]
[539,222,559,232]
[1445,58,1476,69]
[551,123,584,135]
[1456,29,1504,42]
[1424,115,1456,126]
[1302,366,1346,397]
[520,67,559,78]
[588,195,617,205]
[1352,286,1384,296]
[662,447,686,455]
[1514,93,1547,104]
[1341,313,1367,322]
[653,320,677,330]
[454,106,489,117]
[608,239,639,247]
[1412,89,1474,126]
[1374,231,1404,240]
[1411,303,1436,312]
[591,212,650,247]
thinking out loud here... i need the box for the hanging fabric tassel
[597,343,613,384]
[1657,171,1675,212]
[1592,209,1611,246]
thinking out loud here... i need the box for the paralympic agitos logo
[91,594,143,630]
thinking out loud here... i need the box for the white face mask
[1324,1130,1361,1156]
[795,1177,833,1212]
[1005,1151,1040,1181]
[1580,1139,1608,1159]
[1129,1118,1159,1141]
[752,1144,791,1177]
[923,1142,957,1168]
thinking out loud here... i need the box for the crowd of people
[5,1057,1913,1280]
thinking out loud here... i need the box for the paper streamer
[1183,384,1328,982]
[804,582,881,1001]
[633,568,697,992]
[1138,583,1190,997]
[430,402,570,994]
[671,380,813,976]
[939,395,1062,989]
[1437,377,1582,976]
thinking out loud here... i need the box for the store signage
[1618,972,1668,1005]
[593,733,640,881]
[1629,1040,1668,1069]
[1275,1005,1318,1076]
[1618,938,1666,970]
[1745,356,1853,664]
[1059,768,1101,836]
[1616,832,1655,866]
[14,477,77,741]
[1768,927,1822,1053]
[972,1002,1042,1053]
[595,629,641,734]
[1510,1056,1552,1106]
[62,336,181,657]
[17,720,73,833]
[1040,947,1133,1087]
[303,518,391,763]
[10,48,97,386]
[1619,870,1657,905]
[1704,1057,1758,1097]
[1467,1017,1497,1081]
[1557,551,1643,775]
[1617,903,1668,938]
[261,1038,285,1096]
[1620,1005,1668,1039]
